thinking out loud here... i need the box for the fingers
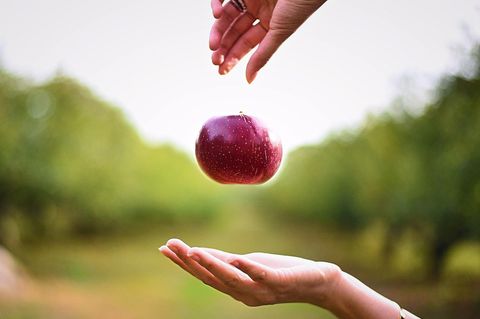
[209,2,242,50]
[244,252,317,268]
[159,245,191,274]
[246,30,290,83]
[211,0,224,19]
[201,247,238,262]
[212,12,256,66]
[188,247,252,288]
[163,239,227,291]
[230,256,274,282]
[190,248,277,283]
[219,23,267,75]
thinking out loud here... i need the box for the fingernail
[168,245,178,253]
[158,245,166,252]
[212,53,222,65]
[247,72,257,84]
[229,59,239,70]
[215,8,223,19]
[190,254,200,262]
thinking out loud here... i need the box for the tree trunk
[429,238,452,280]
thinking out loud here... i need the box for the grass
[1,206,479,319]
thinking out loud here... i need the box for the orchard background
[1,46,479,318]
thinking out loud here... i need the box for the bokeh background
[1,0,480,318]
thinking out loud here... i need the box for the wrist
[303,262,343,308]
[320,271,401,319]
[320,270,364,319]
[312,267,347,311]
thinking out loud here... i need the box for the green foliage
[261,47,480,276]
[1,46,479,279]
[0,71,223,245]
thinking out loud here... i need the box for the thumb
[246,29,291,83]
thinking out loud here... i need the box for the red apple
[195,113,282,184]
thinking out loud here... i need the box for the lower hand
[159,238,341,307]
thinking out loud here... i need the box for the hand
[209,0,328,82]
[159,238,341,307]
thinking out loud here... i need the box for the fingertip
[159,246,173,258]
[245,29,286,83]
[246,52,264,83]
[246,71,257,84]
[219,67,228,75]
[246,65,258,83]
[166,238,180,246]
[166,238,189,253]
[212,51,224,65]
[220,57,240,75]
[209,41,218,51]
[159,246,175,260]
[210,43,220,52]
[209,34,221,51]
[213,7,223,19]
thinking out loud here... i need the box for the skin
[209,0,328,82]
[160,238,421,319]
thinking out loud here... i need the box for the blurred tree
[260,45,480,278]
[0,71,223,246]
[407,67,480,277]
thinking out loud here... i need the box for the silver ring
[231,0,247,12]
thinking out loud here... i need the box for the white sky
[0,0,479,155]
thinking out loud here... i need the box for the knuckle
[224,275,241,287]
[203,261,215,271]
[253,270,267,281]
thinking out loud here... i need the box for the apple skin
[195,114,282,184]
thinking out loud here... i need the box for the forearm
[315,270,420,319]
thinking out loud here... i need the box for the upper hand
[209,0,327,83]
[160,238,341,307]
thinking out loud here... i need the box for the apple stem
[239,111,248,123]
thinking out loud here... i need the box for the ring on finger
[231,0,247,12]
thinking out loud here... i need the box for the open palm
[160,239,340,306]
